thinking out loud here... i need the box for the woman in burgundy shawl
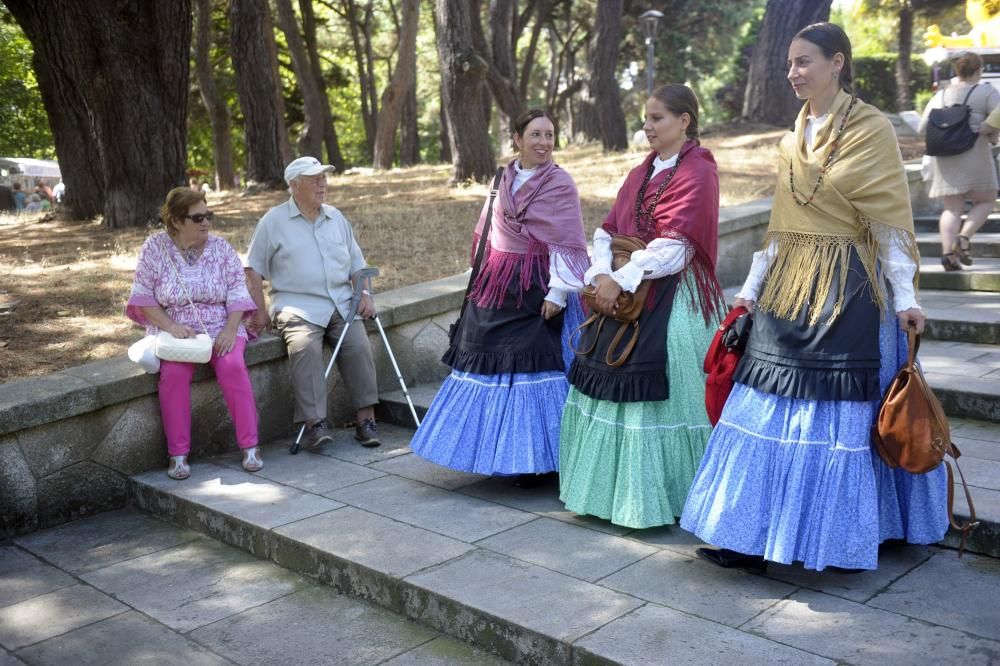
[410,109,589,484]
[560,84,724,528]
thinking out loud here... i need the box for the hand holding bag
[703,305,752,425]
[871,327,978,554]
[574,235,650,368]
[154,237,214,364]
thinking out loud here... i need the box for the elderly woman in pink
[126,187,261,479]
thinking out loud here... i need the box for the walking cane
[289,275,366,455]
[356,268,422,429]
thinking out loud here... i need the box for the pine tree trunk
[435,0,495,182]
[896,3,914,112]
[194,0,236,190]
[7,1,191,228]
[275,0,325,159]
[231,0,288,188]
[400,80,420,166]
[742,0,832,126]
[24,38,103,219]
[586,0,627,151]
[373,0,419,169]
[299,0,345,170]
[438,94,452,163]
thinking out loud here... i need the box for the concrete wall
[0,171,928,538]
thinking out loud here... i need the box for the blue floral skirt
[680,314,949,571]
[409,297,584,475]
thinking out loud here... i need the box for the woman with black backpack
[919,51,1000,271]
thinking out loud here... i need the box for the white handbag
[155,331,213,364]
[154,237,214,364]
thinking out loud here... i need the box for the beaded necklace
[788,96,858,207]
[634,152,684,234]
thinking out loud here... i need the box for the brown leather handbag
[575,235,650,368]
[872,328,978,554]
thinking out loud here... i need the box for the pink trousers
[158,337,259,456]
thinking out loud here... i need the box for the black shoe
[512,472,557,489]
[696,547,767,572]
[827,566,866,574]
[354,418,381,447]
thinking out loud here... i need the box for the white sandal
[242,446,263,473]
[167,455,190,480]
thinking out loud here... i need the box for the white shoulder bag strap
[161,235,211,337]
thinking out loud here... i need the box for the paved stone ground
[0,508,509,665]
[126,425,1000,665]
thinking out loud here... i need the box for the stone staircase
[911,212,1000,556]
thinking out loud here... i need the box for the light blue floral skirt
[409,297,584,475]
[680,313,949,571]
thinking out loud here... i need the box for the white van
[926,47,1000,92]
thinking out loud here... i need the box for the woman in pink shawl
[410,109,589,485]
[560,84,724,528]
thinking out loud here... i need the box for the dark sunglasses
[185,211,215,224]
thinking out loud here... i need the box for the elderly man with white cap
[245,156,381,449]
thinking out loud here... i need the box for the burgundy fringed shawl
[468,159,589,308]
[602,140,723,323]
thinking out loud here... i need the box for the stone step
[943,419,1000,558]
[914,213,1000,234]
[916,232,1000,259]
[130,422,1000,664]
[921,340,1000,423]
[921,290,1000,345]
[919,257,1000,292]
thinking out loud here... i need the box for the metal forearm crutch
[289,275,366,455]
[357,267,421,429]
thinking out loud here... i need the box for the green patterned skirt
[559,286,715,529]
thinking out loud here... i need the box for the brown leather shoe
[305,419,334,450]
[354,418,381,447]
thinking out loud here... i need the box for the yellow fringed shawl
[758,89,919,324]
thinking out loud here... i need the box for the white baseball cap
[284,156,335,184]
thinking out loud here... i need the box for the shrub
[854,53,932,112]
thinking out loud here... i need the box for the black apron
[734,246,882,402]
[443,263,565,375]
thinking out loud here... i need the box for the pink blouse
[125,232,256,339]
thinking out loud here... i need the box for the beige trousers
[275,310,379,423]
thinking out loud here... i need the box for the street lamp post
[640,10,664,96]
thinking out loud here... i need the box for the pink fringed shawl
[602,140,723,323]
[468,159,589,308]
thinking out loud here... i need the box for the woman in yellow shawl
[681,23,949,572]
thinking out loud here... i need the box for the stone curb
[923,318,1000,345]
[128,475,624,665]
[914,215,1000,234]
[921,270,1000,293]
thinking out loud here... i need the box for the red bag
[703,306,752,425]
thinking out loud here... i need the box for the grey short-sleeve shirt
[246,197,367,326]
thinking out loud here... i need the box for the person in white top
[682,22,947,573]
[919,51,1000,270]
[245,157,382,449]
[409,109,589,486]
